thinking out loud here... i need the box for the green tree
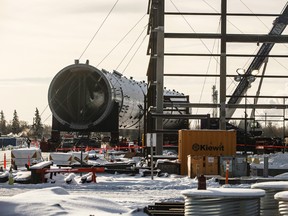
[0,110,7,135]
[11,110,21,134]
[33,108,43,139]
[19,121,29,136]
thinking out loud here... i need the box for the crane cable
[202,0,257,89]
[116,25,148,74]
[41,0,120,124]
[40,104,50,124]
[78,0,120,60]
[123,33,148,74]
[97,13,147,68]
[41,6,147,124]
[169,0,220,64]
[169,0,231,119]
[196,20,221,115]
[240,0,288,72]
[238,0,288,121]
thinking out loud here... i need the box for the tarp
[11,148,42,167]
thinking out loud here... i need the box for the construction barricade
[33,167,105,184]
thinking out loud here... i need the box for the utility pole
[212,85,218,118]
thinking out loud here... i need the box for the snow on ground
[0,186,146,216]
[1,149,288,215]
[0,170,220,215]
[0,149,221,215]
[249,152,288,169]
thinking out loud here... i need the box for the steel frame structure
[146,0,288,153]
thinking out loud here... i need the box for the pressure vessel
[48,61,187,130]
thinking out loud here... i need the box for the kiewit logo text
[192,143,224,151]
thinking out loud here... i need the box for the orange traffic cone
[28,155,30,167]
[4,153,6,169]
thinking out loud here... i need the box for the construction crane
[227,3,288,133]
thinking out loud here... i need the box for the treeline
[1,108,285,141]
[0,108,51,139]
[261,121,287,138]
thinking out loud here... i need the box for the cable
[169,0,220,64]
[202,0,244,33]
[42,114,52,125]
[122,34,148,74]
[39,104,51,125]
[196,20,221,115]
[78,0,120,60]
[239,0,288,71]
[40,104,49,118]
[237,0,288,124]
[41,5,147,126]
[116,25,148,73]
[45,1,120,124]
[168,0,222,117]
[96,13,147,68]
[239,0,270,30]
[202,0,260,81]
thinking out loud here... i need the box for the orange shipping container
[179,130,236,175]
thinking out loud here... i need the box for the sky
[0,0,288,126]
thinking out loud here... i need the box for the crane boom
[226,3,288,119]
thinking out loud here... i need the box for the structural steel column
[220,0,227,130]
[154,0,165,155]
[156,26,164,154]
[147,0,165,155]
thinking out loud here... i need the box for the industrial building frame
[145,0,288,154]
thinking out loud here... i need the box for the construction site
[1,0,288,215]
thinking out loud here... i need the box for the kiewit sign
[178,130,236,175]
[192,143,225,152]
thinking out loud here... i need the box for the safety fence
[55,145,143,153]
